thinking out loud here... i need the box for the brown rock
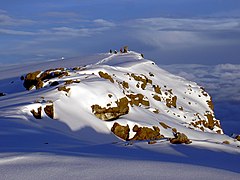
[99,71,114,83]
[31,107,42,119]
[91,97,129,121]
[58,86,70,93]
[170,131,192,144]
[127,93,150,107]
[159,122,171,129]
[111,122,130,140]
[131,125,162,141]
[153,95,161,101]
[154,85,162,94]
[166,96,177,108]
[44,104,54,119]
[23,71,41,90]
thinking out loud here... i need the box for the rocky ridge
[21,51,225,144]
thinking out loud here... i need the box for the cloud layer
[0,1,240,64]
[161,64,240,102]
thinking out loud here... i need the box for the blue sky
[0,0,240,64]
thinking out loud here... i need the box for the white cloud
[93,19,115,27]
[0,12,34,26]
[134,17,240,31]
[0,28,36,35]
[161,64,240,102]
[125,17,240,49]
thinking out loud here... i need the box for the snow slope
[0,51,239,179]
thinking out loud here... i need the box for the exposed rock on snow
[91,97,129,121]
[111,122,130,140]
[23,68,68,90]
[131,125,163,141]
[44,104,54,119]
[30,106,42,119]
[20,51,225,143]
[170,131,192,144]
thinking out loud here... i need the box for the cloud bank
[161,64,240,102]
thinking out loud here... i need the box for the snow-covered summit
[1,51,240,179]
[0,51,238,146]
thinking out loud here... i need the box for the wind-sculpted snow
[16,51,230,143]
[0,51,240,178]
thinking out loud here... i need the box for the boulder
[170,131,192,144]
[131,125,162,141]
[44,104,54,119]
[30,107,42,119]
[91,97,129,121]
[111,122,130,140]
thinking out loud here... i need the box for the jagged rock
[131,125,163,141]
[64,79,80,85]
[166,96,177,108]
[23,71,41,90]
[207,98,214,111]
[127,93,150,107]
[122,81,129,89]
[159,122,171,129]
[44,104,54,119]
[36,80,44,89]
[204,111,216,130]
[170,131,192,144]
[153,85,161,94]
[98,71,114,83]
[91,97,129,121]
[153,94,161,101]
[111,122,130,140]
[58,86,70,93]
[23,68,68,90]
[30,107,42,119]
[130,73,152,90]
[153,108,159,114]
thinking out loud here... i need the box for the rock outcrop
[170,131,192,144]
[111,122,130,140]
[44,104,54,119]
[23,68,68,90]
[31,107,42,119]
[91,97,129,121]
[131,125,163,141]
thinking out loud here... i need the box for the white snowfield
[0,51,239,179]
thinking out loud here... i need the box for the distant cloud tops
[162,64,240,102]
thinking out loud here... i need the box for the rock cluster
[91,97,129,121]
[170,130,192,144]
[23,68,68,90]
[111,123,163,141]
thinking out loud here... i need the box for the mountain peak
[13,50,227,145]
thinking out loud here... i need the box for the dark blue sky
[1,0,240,64]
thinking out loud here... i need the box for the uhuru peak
[3,48,239,146]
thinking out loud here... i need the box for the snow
[0,51,239,179]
